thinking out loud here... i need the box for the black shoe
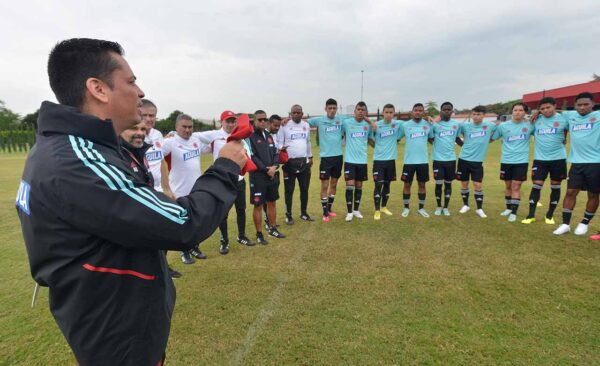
[237,235,255,246]
[181,251,195,265]
[300,213,314,222]
[190,246,207,260]
[256,232,269,245]
[168,266,182,278]
[219,240,230,255]
[267,226,286,239]
[285,213,294,225]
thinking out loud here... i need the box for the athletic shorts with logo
[432,160,456,181]
[531,159,567,181]
[344,162,368,181]
[567,163,600,193]
[319,155,343,180]
[372,160,396,182]
[456,159,484,182]
[401,163,429,183]
[249,172,280,206]
[500,163,528,181]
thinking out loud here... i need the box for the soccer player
[162,113,212,263]
[430,101,461,216]
[342,101,373,221]
[263,114,283,229]
[553,92,600,236]
[456,105,498,218]
[277,104,314,224]
[308,98,345,222]
[371,103,401,220]
[193,110,254,253]
[248,110,285,244]
[491,103,534,222]
[521,97,568,225]
[398,103,434,218]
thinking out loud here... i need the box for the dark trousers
[219,179,246,240]
[283,158,311,215]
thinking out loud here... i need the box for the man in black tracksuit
[15,39,247,365]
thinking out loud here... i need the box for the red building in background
[523,80,600,110]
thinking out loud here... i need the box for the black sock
[547,185,561,219]
[511,198,520,215]
[581,211,595,225]
[435,183,443,208]
[418,193,426,210]
[474,190,483,210]
[374,182,383,210]
[321,197,329,217]
[382,182,391,207]
[443,182,452,208]
[354,188,362,211]
[528,184,542,218]
[461,189,470,206]
[328,195,335,213]
[505,195,512,210]
[345,187,354,214]
[403,193,410,209]
[562,208,572,225]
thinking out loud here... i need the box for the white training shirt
[276,120,312,159]
[144,128,165,191]
[162,133,211,198]
[193,129,251,181]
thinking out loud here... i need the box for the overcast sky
[1,0,599,119]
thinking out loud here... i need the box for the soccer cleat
[500,209,512,216]
[521,217,536,224]
[537,202,543,207]
[443,208,451,216]
[475,209,487,218]
[553,224,571,235]
[508,214,517,222]
[590,232,600,240]
[237,235,255,246]
[345,213,354,222]
[545,217,555,225]
[417,208,430,218]
[574,223,589,236]
[328,211,337,217]
[219,240,230,255]
[267,226,286,239]
[300,213,315,222]
[353,211,364,219]
[401,208,410,217]
[168,267,182,279]
[322,215,330,222]
[374,211,381,220]
[459,205,470,214]
[190,247,207,260]
[434,207,442,216]
[256,232,269,245]
[181,251,195,265]
[381,207,393,216]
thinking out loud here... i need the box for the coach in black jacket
[15,39,247,366]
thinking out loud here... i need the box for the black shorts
[344,162,368,182]
[319,155,343,180]
[567,163,600,193]
[401,163,429,183]
[531,159,567,182]
[249,172,280,206]
[432,160,456,182]
[500,163,528,181]
[372,160,397,182]
[456,159,484,182]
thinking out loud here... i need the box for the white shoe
[443,208,450,216]
[418,208,430,218]
[475,209,487,218]
[353,210,363,219]
[553,224,570,235]
[500,209,512,216]
[401,208,410,217]
[574,223,589,236]
[345,213,353,222]
[459,205,470,214]
[434,207,442,216]
[508,214,517,222]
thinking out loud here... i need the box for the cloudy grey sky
[1,0,599,119]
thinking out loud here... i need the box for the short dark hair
[538,97,556,107]
[176,113,192,123]
[440,101,453,109]
[48,38,124,108]
[141,99,156,109]
[254,110,266,116]
[383,103,395,110]
[269,114,281,122]
[413,103,424,109]
[472,105,487,113]
[356,101,367,108]
[325,98,337,106]
[575,92,594,102]
[512,102,529,112]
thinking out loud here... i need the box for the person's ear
[85,77,110,104]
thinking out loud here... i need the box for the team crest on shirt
[363,126,368,131]
[336,121,340,125]
[303,127,307,131]
[193,142,199,148]
[591,117,597,123]
[522,127,528,133]
[422,126,428,130]
[155,141,161,148]
[452,125,458,129]
[483,125,488,130]
[553,122,560,127]
[392,124,396,128]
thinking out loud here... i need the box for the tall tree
[22,109,40,129]
[425,100,439,117]
[0,100,20,129]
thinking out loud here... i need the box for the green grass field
[1,141,599,365]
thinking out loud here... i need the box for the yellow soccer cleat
[374,211,381,220]
[521,217,536,224]
[381,207,393,216]
[545,217,555,225]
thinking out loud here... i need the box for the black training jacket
[16,102,240,366]
[248,129,278,177]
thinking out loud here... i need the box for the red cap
[220,110,236,122]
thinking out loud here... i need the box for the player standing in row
[371,104,401,220]
[553,92,600,236]
[521,97,568,225]
[430,102,461,216]
[343,102,372,222]
[308,99,345,222]
[456,105,497,218]
[278,104,314,224]
[162,114,212,264]
[398,103,433,218]
[263,114,283,229]
[491,103,534,222]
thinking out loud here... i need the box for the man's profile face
[176,119,193,139]
[383,108,395,122]
[575,97,593,116]
[254,113,268,130]
[222,117,237,134]
[354,105,366,120]
[440,105,453,120]
[539,103,556,118]
[325,104,337,119]
[121,122,147,148]
[291,106,303,122]
[412,106,424,120]
[472,111,484,123]
[141,105,157,132]
[269,119,281,134]
[512,105,526,121]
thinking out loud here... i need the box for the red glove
[226,114,257,175]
